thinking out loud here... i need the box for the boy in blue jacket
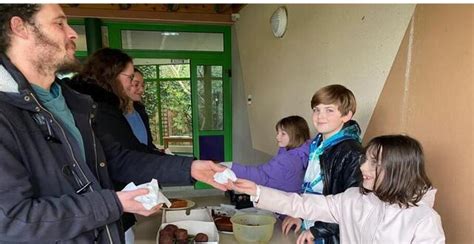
[282,84,363,244]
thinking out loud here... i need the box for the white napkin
[122,179,172,210]
[219,161,233,168]
[213,168,237,184]
[163,148,174,155]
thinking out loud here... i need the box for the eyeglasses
[120,73,135,82]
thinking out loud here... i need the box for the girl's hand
[282,216,302,235]
[296,230,315,244]
[232,178,257,196]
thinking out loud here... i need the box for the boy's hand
[282,216,302,235]
[232,178,257,196]
[296,230,315,244]
[116,188,162,216]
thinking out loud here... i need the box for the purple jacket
[231,140,310,193]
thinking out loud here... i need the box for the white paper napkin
[122,179,172,210]
[213,168,237,184]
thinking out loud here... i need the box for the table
[134,193,298,244]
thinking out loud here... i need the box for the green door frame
[69,19,233,166]
[190,59,232,162]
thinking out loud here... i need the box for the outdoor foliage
[138,63,224,142]
[197,66,223,130]
[138,64,192,140]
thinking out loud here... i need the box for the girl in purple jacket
[224,115,311,193]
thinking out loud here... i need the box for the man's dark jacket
[309,121,363,244]
[0,54,193,243]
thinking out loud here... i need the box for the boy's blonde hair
[275,116,310,150]
[310,84,356,116]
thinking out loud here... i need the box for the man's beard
[31,25,81,75]
[55,55,82,75]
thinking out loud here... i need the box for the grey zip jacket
[0,54,193,243]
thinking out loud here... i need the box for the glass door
[135,59,193,155]
[191,61,232,188]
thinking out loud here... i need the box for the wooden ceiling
[61,4,246,25]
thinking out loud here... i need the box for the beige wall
[234,4,415,154]
[233,3,474,243]
[364,5,474,243]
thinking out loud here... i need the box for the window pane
[212,66,223,78]
[136,65,157,80]
[197,66,223,78]
[70,25,109,51]
[134,59,191,80]
[159,64,190,79]
[160,80,192,137]
[142,81,160,145]
[135,58,193,155]
[71,25,87,51]
[197,65,223,130]
[121,30,224,52]
[101,26,109,47]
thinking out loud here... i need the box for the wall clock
[270,6,288,38]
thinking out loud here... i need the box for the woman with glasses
[66,48,192,244]
[67,48,149,153]
[123,68,160,152]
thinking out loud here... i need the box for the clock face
[270,7,288,38]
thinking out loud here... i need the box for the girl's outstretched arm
[255,186,342,224]
[233,179,343,224]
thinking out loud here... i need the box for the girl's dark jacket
[309,121,364,244]
[66,77,160,155]
[0,54,193,243]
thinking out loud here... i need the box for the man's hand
[296,230,315,244]
[232,178,257,196]
[190,160,228,191]
[282,216,302,235]
[116,188,162,216]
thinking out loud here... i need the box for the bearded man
[0,4,227,243]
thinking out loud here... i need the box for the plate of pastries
[164,198,196,211]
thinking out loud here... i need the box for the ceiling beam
[118,4,131,10]
[62,6,234,25]
[232,4,247,13]
[215,4,232,13]
[167,4,179,12]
